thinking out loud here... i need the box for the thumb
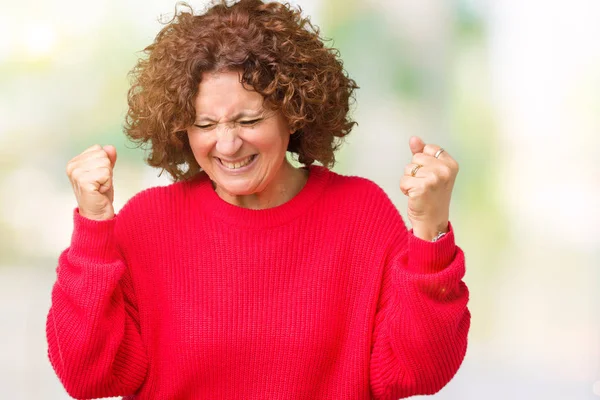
[102,145,117,168]
[409,136,425,155]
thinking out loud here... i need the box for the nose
[214,124,243,156]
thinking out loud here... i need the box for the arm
[369,222,470,400]
[46,208,148,399]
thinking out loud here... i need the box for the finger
[399,176,425,197]
[99,179,112,194]
[102,145,117,168]
[80,178,101,193]
[81,144,102,155]
[422,143,449,160]
[71,154,112,173]
[98,169,114,193]
[411,152,439,167]
[399,175,411,196]
[422,143,441,157]
[70,164,112,193]
[404,163,427,177]
[83,167,112,192]
[409,136,425,155]
[420,146,459,173]
[70,147,107,165]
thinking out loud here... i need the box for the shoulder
[319,167,404,225]
[115,178,191,226]
[122,181,183,212]
[323,168,395,207]
[112,177,197,246]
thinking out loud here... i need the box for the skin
[400,136,460,241]
[67,76,459,241]
[66,144,117,221]
[186,70,308,210]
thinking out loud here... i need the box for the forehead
[194,70,265,115]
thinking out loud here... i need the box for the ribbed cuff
[69,207,120,263]
[407,221,456,274]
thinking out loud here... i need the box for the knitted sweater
[46,165,470,400]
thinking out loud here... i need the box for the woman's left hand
[399,136,459,241]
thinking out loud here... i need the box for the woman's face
[187,70,294,202]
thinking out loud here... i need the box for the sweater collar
[187,165,330,228]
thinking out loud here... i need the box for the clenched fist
[399,136,459,241]
[66,144,118,221]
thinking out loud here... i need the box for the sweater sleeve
[46,208,148,399]
[369,221,470,400]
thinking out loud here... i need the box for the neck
[215,160,308,210]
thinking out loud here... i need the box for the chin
[216,180,260,196]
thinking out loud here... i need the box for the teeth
[220,155,254,169]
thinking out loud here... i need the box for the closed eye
[239,119,262,126]
[194,123,215,129]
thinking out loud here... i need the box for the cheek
[258,128,290,152]
[188,135,214,157]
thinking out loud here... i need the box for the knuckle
[412,185,424,196]
[101,168,112,180]
[414,153,426,163]
[438,166,451,180]
[82,182,96,193]
[82,144,101,156]
[70,169,80,182]
[429,174,440,186]
[92,168,105,179]
[96,157,110,168]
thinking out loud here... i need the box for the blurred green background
[0,0,598,398]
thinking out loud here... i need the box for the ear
[288,122,298,135]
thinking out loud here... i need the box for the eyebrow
[195,110,264,122]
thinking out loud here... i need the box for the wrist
[78,208,115,221]
[411,221,449,241]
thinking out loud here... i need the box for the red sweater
[46,165,470,400]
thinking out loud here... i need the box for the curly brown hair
[124,0,359,182]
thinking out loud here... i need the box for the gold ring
[410,164,423,177]
[434,148,445,159]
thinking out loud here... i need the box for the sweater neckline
[188,164,330,228]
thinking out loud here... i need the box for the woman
[46,0,470,399]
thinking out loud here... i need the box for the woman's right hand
[66,144,118,220]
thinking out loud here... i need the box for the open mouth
[217,154,257,170]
